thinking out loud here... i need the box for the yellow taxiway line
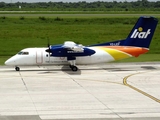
[123,72,160,103]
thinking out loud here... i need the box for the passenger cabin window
[17,51,29,55]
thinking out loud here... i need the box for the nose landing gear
[15,66,20,71]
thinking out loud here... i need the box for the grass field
[0,14,160,65]
[1,11,160,15]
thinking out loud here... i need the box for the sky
[1,0,159,3]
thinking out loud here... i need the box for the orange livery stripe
[96,46,149,60]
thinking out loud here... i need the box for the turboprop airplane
[5,16,158,71]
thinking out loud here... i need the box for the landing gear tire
[15,66,20,71]
[70,65,78,71]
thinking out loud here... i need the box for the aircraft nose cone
[5,59,11,65]
[5,58,15,65]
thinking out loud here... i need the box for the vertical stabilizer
[124,16,158,48]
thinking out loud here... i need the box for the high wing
[45,41,95,57]
[45,41,95,71]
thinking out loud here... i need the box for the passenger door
[36,51,43,64]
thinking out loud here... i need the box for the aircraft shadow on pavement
[61,65,81,75]
[141,66,156,70]
[34,65,81,75]
[102,67,134,71]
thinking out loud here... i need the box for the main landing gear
[15,66,20,71]
[69,65,78,71]
[68,59,78,72]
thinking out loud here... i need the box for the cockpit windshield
[17,51,29,55]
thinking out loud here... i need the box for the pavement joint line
[18,71,39,115]
[123,71,160,103]
[65,74,123,119]
[19,72,26,86]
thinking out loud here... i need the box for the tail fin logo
[130,27,151,39]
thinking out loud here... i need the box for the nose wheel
[15,66,20,71]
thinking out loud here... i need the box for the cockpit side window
[18,51,23,55]
[22,52,29,55]
[17,51,29,55]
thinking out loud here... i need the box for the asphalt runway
[0,63,160,120]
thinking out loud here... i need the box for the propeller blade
[46,38,51,53]
[48,43,50,48]
[46,38,51,63]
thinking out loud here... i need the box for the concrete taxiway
[0,63,160,120]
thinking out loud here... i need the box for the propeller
[45,38,52,63]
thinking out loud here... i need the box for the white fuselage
[5,47,115,66]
